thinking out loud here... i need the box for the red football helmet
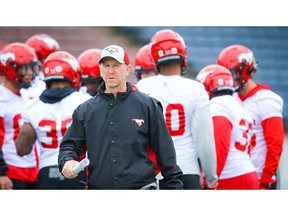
[149,29,187,74]
[78,48,102,81]
[25,33,60,64]
[133,44,157,81]
[42,51,81,90]
[0,42,39,88]
[196,64,234,98]
[217,45,257,91]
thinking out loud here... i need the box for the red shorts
[217,171,259,190]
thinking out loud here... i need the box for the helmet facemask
[10,60,39,89]
[229,62,256,92]
[0,42,40,89]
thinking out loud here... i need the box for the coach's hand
[62,160,79,179]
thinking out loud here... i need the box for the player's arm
[260,117,284,188]
[15,122,36,156]
[213,116,232,177]
[192,104,218,187]
[259,95,284,189]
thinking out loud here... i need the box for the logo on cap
[99,45,130,65]
[105,46,120,54]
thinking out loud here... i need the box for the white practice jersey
[136,74,212,175]
[0,85,38,168]
[22,91,91,169]
[233,85,283,179]
[210,95,256,179]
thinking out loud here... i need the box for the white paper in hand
[72,158,90,174]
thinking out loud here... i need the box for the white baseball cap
[98,45,130,65]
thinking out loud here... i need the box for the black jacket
[58,82,183,189]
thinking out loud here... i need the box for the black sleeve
[0,148,8,176]
[151,97,163,111]
[58,109,86,173]
[149,99,183,189]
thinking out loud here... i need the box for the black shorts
[36,165,87,189]
[11,179,36,189]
